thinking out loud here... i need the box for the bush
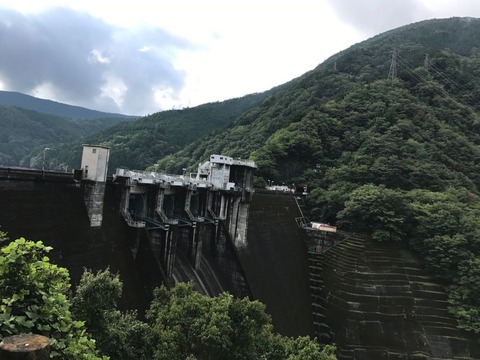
[0,238,106,359]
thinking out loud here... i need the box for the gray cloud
[327,0,429,36]
[0,7,191,115]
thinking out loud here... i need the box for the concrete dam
[0,149,479,359]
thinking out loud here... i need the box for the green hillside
[0,90,136,120]
[49,92,273,171]
[0,105,132,168]
[153,17,480,333]
[0,105,84,167]
[156,17,480,175]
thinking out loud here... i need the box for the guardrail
[0,167,75,182]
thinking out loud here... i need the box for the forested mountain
[0,92,136,167]
[0,105,84,167]
[156,17,480,176]
[0,89,270,171]
[0,90,136,120]
[0,105,132,167]
[151,17,480,333]
[47,92,274,171]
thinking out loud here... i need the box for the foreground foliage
[73,270,336,360]
[146,283,335,360]
[72,269,151,360]
[0,238,106,359]
[0,238,335,359]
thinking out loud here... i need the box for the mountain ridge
[155,16,480,175]
[0,90,137,120]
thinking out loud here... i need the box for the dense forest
[0,104,131,167]
[0,92,271,171]
[48,92,275,172]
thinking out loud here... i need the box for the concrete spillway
[238,192,315,337]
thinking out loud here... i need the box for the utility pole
[388,48,398,79]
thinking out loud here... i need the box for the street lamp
[42,148,50,171]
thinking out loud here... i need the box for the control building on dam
[1,145,479,358]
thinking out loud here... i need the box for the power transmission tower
[424,54,429,72]
[388,48,398,79]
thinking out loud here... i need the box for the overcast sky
[0,0,480,116]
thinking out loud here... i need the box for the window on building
[92,148,97,154]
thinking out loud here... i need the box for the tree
[423,234,471,280]
[449,258,480,333]
[308,181,357,225]
[71,268,123,327]
[0,238,106,359]
[280,335,336,360]
[337,184,407,241]
[72,268,152,360]
[147,284,239,360]
[409,194,464,239]
[146,282,336,360]
[69,269,337,360]
[0,226,8,242]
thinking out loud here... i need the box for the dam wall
[238,192,315,337]
[316,235,480,359]
[0,171,251,313]
[0,178,154,313]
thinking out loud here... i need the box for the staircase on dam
[311,234,480,359]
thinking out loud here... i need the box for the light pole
[42,148,50,171]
